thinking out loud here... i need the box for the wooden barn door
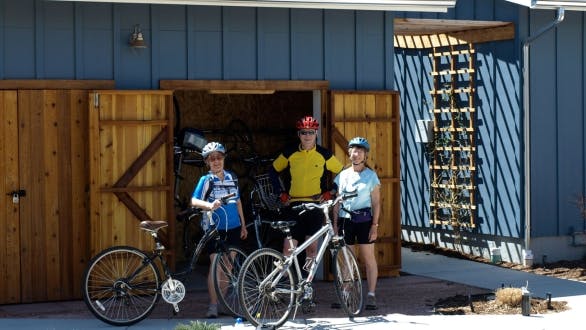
[88,91,174,264]
[329,91,401,277]
[0,90,91,303]
[0,91,20,304]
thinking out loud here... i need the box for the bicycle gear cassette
[161,278,186,304]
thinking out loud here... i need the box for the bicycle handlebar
[176,192,237,222]
[291,192,358,212]
[219,192,237,204]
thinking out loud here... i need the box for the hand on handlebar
[291,192,358,213]
[320,191,333,202]
[208,192,237,211]
[280,192,290,206]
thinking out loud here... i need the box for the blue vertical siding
[530,9,586,237]
[2,0,35,78]
[530,10,561,237]
[153,5,188,84]
[189,6,222,79]
[556,12,583,236]
[42,2,75,78]
[290,9,323,80]
[356,11,385,90]
[258,8,290,79]
[396,0,524,247]
[492,3,521,239]
[77,3,113,79]
[324,10,355,89]
[0,0,393,90]
[223,7,256,80]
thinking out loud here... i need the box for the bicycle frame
[174,226,219,278]
[260,206,339,297]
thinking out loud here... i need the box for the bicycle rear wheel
[82,246,160,326]
[333,245,363,317]
[238,248,295,328]
[212,246,247,317]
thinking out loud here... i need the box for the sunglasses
[298,130,317,136]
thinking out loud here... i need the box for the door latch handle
[7,190,26,204]
[6,190,26,197]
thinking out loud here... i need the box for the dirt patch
[403,241,585,315]
[434,292,569,315]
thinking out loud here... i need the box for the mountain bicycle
[237,192,363,328]
[81,193,247,326]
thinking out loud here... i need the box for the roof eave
[46,0,456,12]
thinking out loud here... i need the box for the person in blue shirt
[332,137,381,311]
[190,141,248,318]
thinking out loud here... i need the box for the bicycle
[81,193,247,326]
[240,154,286,252]
[237,192,363,328]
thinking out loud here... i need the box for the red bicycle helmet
[296,116,319,130]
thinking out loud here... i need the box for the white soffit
[47,0,456,12]
[506,0,586,11]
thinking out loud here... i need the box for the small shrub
[174,320,221,330]
[494,287,522,307]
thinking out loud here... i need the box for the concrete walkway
[1,247,585,329]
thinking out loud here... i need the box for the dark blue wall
[0,0,394,90]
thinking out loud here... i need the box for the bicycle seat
[139,220,168,233]
[270,220,297,231]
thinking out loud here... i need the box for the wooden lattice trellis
[429,43,477,228]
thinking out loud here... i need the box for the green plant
[174,320,221,330]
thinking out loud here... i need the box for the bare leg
[359,243,378,294]
[283,238,298,256]
[208,253,218,304]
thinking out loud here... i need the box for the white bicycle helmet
[202,141,226,158]
[348,137,370,152]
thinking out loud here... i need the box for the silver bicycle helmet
[202,141,226,158]
[348,137,370,151]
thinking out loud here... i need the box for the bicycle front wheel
[212,246,247,317]
[82,246,160,326]
[333,245,363,317]
[238,248,295,328]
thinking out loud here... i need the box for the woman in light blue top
[333,137,381,311]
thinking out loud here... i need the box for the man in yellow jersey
[270,115,343,267]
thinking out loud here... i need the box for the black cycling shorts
[206,227,241,255]
[284,202,324,243]
[339,217,374,245]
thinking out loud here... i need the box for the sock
[368,292,375,297]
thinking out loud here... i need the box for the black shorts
[283,202,324,242]
[339,218,374,245]
[206,227,241,255]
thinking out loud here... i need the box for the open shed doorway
[162,80,329,255]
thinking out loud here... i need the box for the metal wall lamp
[129,24,147,48]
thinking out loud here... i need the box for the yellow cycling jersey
[272,144,343,200]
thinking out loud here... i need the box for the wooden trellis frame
[429,43,477,228]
